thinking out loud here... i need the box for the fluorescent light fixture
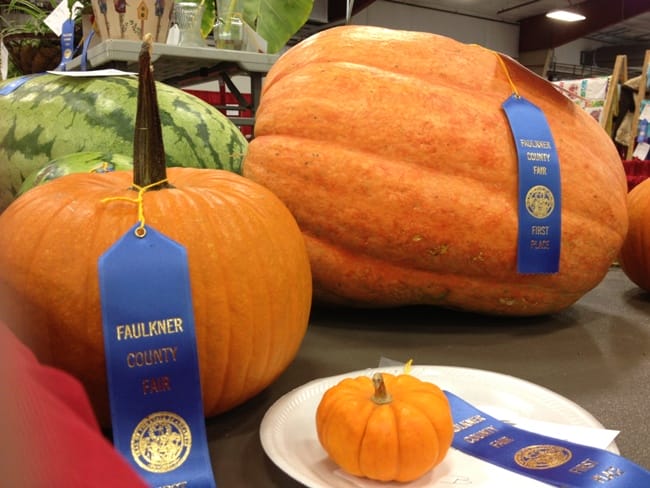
[546,9,586,22]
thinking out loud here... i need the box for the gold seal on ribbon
[514,444,573,470]
[525,185,555,219]
[130,411,192,473]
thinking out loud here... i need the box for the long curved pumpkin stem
[133,33,170,189]
[371,373,393,405]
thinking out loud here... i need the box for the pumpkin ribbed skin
[242,25,628,316]
[0,168,312,425]
[619,179,650,290]
[316,373,453,482]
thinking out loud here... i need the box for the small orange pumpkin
[0,37,312,426]
[619,178,650,290]
[316,372,453,482]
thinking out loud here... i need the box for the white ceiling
[391,0,585,23]
[295,0,650,71]
[386,0,650,45]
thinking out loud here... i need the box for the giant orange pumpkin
[0,38,312,426]
[242,25,628,316]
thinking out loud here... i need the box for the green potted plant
[0,0,88,75]
[240,0,314,53]
[180,0,314,54]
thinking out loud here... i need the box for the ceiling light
[545,9,586,22]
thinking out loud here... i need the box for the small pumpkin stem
[133,33,170,189]
[371,373,392,405]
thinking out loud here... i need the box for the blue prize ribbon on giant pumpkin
[98,223,216,488]
[488,50,562,274]
[445,391,650,487]
[502,94,562,274]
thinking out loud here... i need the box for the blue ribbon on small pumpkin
[445,391,650,487]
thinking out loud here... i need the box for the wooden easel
[601,54,628,132]
[626,50,650,159]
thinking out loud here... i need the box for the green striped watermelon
[18,152,134,196]
[0,73,248,212]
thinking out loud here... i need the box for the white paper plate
[260,365,619,488]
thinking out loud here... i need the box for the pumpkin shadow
[622,285,650,310]
[302,297,649,392]
[203,369,319,487]
[307,301,571,336]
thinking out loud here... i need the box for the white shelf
[67,39,279,84]
[65,39,280,130]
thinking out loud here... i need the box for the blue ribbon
[502,95,562,274]
[98,224,216,488]
[81,29,96,71]
[0,73,46,96]
[56,18,76,71]
[445,391,650,487]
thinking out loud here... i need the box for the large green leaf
[242,0,314,54]
[183,0,217,38]
[201,0,217,38]
[182,0,313,53]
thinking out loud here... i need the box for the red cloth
[0,321,148,487]
[623,159,650,191]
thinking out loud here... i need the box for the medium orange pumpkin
[619,178,650,290]
[243,25,628,316]
[316,372,453,482]
[0,38,312,426]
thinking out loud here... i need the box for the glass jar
[213,0,245,50]
[174,1,206,47]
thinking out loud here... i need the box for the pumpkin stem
[133,33,170,189]
[371,373,392,405]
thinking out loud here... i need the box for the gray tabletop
[205,266,650,487]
